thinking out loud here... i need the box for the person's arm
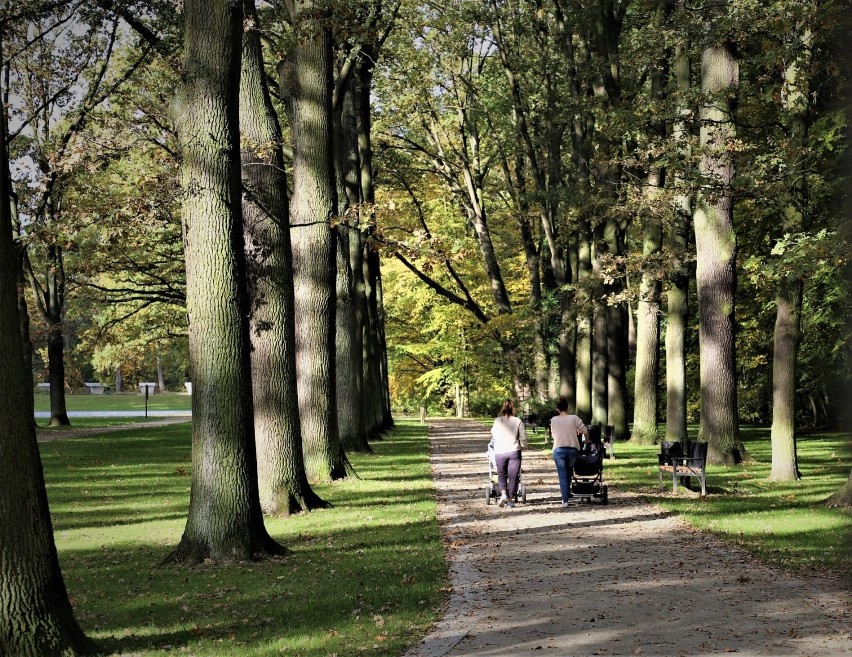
[517,418,529,449]
[577,418,590,442]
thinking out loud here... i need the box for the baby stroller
[571,426,608,504]
[485,438,527,505]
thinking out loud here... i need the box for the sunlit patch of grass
[34,391,192,413]
[597,426,851,575]
[43,421,446,656]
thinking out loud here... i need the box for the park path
[404,419,851,657]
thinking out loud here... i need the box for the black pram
[571,426,608,504]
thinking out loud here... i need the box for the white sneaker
[561,501,570,508]
[506,500,516,508]
[498,492,508,507]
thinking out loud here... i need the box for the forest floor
[405,419,851,657]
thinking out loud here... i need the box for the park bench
[522,413,539,433]
[37,382,50,393]
[658,440,708,496]
[139,382,157,395]
[84,382,110,395]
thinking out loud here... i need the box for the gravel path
[405,419,851,657]
[36,417,190,442]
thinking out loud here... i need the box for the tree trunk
[0,33,97,652]
[115,366,123,394]
[575,223,593,419]
[167,0,284,562]
[605,220,629,441]
[632,169,663,444]
[156,354,166,392]
[592,302,608,427]
[334,60,371,453]
[693,42,744,464]
[665,47,691,445]
[46,314,69,426]
[826,469,852,507]
[769,28,811,482]
[291,1,347,480]
[10,194,33,377]
[241,2,329,513]
[769,279,803,480]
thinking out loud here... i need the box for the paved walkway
[405,420,851,657]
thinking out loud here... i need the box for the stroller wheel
[486,486,493,505]
[601,486,609,504]
[519,484,527,504]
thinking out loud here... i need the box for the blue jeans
[553,447,579,502]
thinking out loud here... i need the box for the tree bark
[291,0,347,480]
[632,168,663,444]
[693,41,745,464]
[335,61,370,453]
[665,47,691,445]
[0,32,97,653]
[241,2,329,513]
[605,220,629,441]
[168,0,284,561]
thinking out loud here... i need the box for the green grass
[38,418,179,430]
[34,391,192,413]
[43,420,446,656]
[539,425,851,576]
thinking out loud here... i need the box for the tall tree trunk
[335,65,370,453]
[632,169,663,444]
[769,28,811,482]
[167,0,284,562]
[591,307,608,425]
[693,41,745,464]
[0,33,97,655]
[115,366,123,394]
[156,354,166,392]
[575,222,593,419]
[241,2,329,513]
[665,46,691,445]
[46,308,69,426]
[10,194,33,377]
[291,0,347,480]
[605,220,629,441]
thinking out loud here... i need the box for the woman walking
[551,396,589,508]
[490,399,528,508]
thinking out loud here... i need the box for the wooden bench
[37,382,51,393]
[658,441,708,496]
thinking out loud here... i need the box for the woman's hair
[556,396,569,412]
[500,399,515,417]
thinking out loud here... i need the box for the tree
[692,16,746,464]
[167,0,284,562]
[0,27,97,655]
[768,23,813,481]
[240,0,329,512]
[289,0,348,481]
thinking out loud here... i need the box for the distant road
[34,410,192,418]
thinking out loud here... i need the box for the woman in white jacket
[490,399,528,507]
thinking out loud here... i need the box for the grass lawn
[38,418,178,430]
[34,391,192,413]
[43,420,445,657]
[524,423,851,576]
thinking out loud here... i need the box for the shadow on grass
[45,420,447,657]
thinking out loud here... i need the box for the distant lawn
[524,424,851,575]
[43,420,445,657]
[34,391,192,413]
